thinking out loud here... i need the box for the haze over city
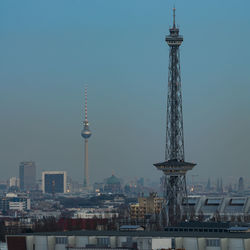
[1,0,250,184]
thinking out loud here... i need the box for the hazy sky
[0,0,250,184]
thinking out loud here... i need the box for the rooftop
[9,227,250,239]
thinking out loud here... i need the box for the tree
[197,210,204,222]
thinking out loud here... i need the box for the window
[230,198,245,205]
[56,237,68,245]
[206,239,220,247]
[171,238,175,248]
[206,199,221,205]
[97,237,110,246]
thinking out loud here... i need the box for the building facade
[6,227,250,250]
[42,171,67,194]
[19,161,36,191]
[9,177,20,188]
[130,193,165,220]
[0,193,30,212]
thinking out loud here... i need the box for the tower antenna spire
[84,86,88,121]
[173,6,176,28]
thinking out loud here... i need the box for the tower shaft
[84,139,89,187]
[166,46,184,161]
[154,9,195,226]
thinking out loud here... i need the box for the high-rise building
[81,87,92,188]
[154,8,196,225]
[42,171,67,194]
[19,161,36,191]
[238,177,244,193]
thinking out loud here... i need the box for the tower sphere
[81,125,92,139]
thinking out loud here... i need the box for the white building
[9,177,20,188]
[73,207,118,219]
[6,227,250,250]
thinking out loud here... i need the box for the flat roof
[7,230,250,239]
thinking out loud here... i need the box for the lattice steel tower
[154,8,196,225]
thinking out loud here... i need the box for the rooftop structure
[182,196,250,221]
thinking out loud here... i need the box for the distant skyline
[0,0,250,183]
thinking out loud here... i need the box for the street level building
[42,171,66,194]
[19,161,36,191]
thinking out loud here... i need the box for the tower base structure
[154,160,196,226]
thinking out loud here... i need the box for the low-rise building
[6,223,250,250]
[73,207,118,219]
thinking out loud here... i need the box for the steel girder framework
[154,9,195,226]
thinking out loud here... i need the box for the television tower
[154,8,196,225]
[81,87,92,188]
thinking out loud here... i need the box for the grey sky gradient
[0,0,250,184]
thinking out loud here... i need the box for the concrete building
[19,161,36,191]
[6,224,250,250]
[130,193,165,220]
[42,171,67,194]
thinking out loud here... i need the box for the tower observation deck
[154,8,196,226]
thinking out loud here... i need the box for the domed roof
[106,174,120,185]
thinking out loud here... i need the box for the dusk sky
[1,0,250,184]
